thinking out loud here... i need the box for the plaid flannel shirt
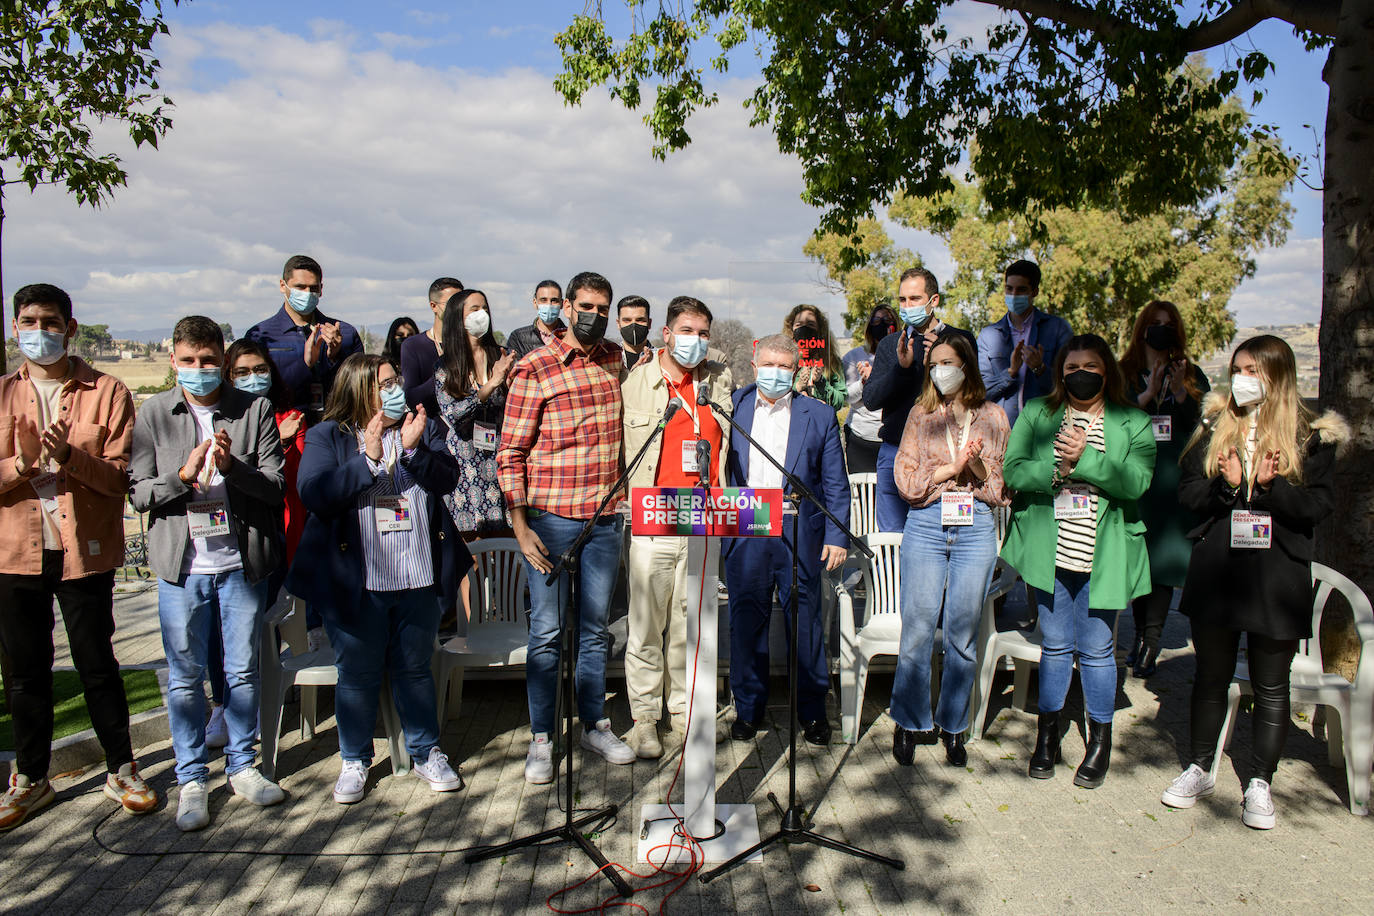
[497,330,625,519]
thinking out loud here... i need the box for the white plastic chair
[434,538,530,724]
[970,572,1123,740]
[259,593,410,780]
[848,473,878,540]
[1211,563,1374,815]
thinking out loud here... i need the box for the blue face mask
[755,367,795,399]
[234,374,272,396]
[178,367,222,398]
[537,304,562,326]
[671,333,709,369]
[1005,293,1033,315]
[380,384,409,420]
[900,306,930,328]
[18,329,68,366]
[287,288,320,315]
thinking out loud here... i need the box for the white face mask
[1231,373,1266,408]
[464,309,491,338]
[930,364,965,396]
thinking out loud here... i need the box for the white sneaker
[581,719,635,765]
[306,627,326,654]
[333,760,367,804]
[624,720,663,759]
[1242,777,1276,829]
[176,779,209,832]
[414,747,463,792]
[229,767,285,806]
[525,734,554,785]
[1161,764,1215,809]
[205,705,228,749]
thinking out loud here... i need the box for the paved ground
[7,585,1374,914]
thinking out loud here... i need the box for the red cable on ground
[546,536,717,915]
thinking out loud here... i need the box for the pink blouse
[893,402,1012,509]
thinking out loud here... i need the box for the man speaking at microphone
[724,334,849,746]
[619,296,733,759]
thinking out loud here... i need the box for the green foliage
[803,217,921,340]
[217,321,232,341]
[0,668,161,749]
[555,1,1298,263]
[135,365,175,394]
[70,322,112,358]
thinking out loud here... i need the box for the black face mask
[1144,324,1178,352]
[620,323,649,348]
[1064,369,1105,401]
[571,309,609,345]
[868,317,896,338]
[795,323,820,339]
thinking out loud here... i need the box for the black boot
[941,729,967,768]
[1133,646,1159,679]
[892,727,918,766]
[1028,711,1061,779]
[1124,635,1144,669]
[1074,720,1113,788]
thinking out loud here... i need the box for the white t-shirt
[31,375,65,550]
[181,400,243,576]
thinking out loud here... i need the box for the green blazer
[999,397,1156,609]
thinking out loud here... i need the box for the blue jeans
[322,586,442,764]
[890,501,999,733]
[524,512,621,736]
[876,442,911,533]
[158,570,267,784]
[1034,570,1119,723]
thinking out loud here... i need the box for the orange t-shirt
[655,374,723,488]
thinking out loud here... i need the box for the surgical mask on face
[178,367,222,398]
[286,288,320,315]
[901,306,931,328]
[1230,373,1266,408]
[1064,369,1105,401]
[620,323,650,348]
[234,374,272,396]
[1006,293,1033,315]
[17,329,67,366]
[537,304,562,326]
[571,309,608,345]
[380,384,409,420]
[930,364,965,396]
[755,367,795,399]
[670,332,709,369]
[464,310,491,338]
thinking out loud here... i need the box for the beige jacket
[622,350,733,491]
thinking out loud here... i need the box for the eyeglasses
[378,377,404,393]
[229,366,272,379]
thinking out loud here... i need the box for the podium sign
[630,487,785,537]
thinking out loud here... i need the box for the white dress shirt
[747,390,792,489]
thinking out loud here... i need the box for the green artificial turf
[0,669,163,752]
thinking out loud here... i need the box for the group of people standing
[0,250,1340,838]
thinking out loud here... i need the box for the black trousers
[1131,585,1173,651]
[0,551,132,778]
[844,430,881,474]
[1189,620,1297,784]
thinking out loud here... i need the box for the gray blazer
[129,385,285,584]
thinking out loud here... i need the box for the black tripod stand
[696,392,904,883]
[464,401,685,897]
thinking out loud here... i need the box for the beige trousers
[625,534,691,722]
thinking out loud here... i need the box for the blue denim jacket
[975,309,1073,428]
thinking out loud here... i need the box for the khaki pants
[625,535,690,723]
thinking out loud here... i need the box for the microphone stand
[464,400,684,898]
[695,392,902,883]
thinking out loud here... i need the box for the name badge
[1150,415,1172,442]
[681,440,699,473]
[309,383,325,412]
[941,492,975,526]
[187,500,231,539]
[1230,509,1272,549]
[1054,485,1094,521]
[30,472,61,517]
[473,421,498,452]
[374,495,413,532]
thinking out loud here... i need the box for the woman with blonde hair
[783,305,847,411]
[1160,335,1347,829]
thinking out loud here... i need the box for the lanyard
[357,428,400,481]
[943,406,974,463]
[1066,405,1105,439]
[662,367,701,436]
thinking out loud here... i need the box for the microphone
[695,439,711,488]
[662,399,683,424]
[696,391,709,407]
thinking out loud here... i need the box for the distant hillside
[1198,324,1320,398]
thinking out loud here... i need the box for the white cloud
[1230,236,1322,327]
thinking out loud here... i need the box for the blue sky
[3,2,1329,341]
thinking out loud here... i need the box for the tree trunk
[1316,0,1374,680]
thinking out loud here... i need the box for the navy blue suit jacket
[285,418,471,622]
[724,384,851,555]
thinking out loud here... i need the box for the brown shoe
[0,774,56,832]
[104,763,158,814]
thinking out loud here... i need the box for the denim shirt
[244,306,363,416]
